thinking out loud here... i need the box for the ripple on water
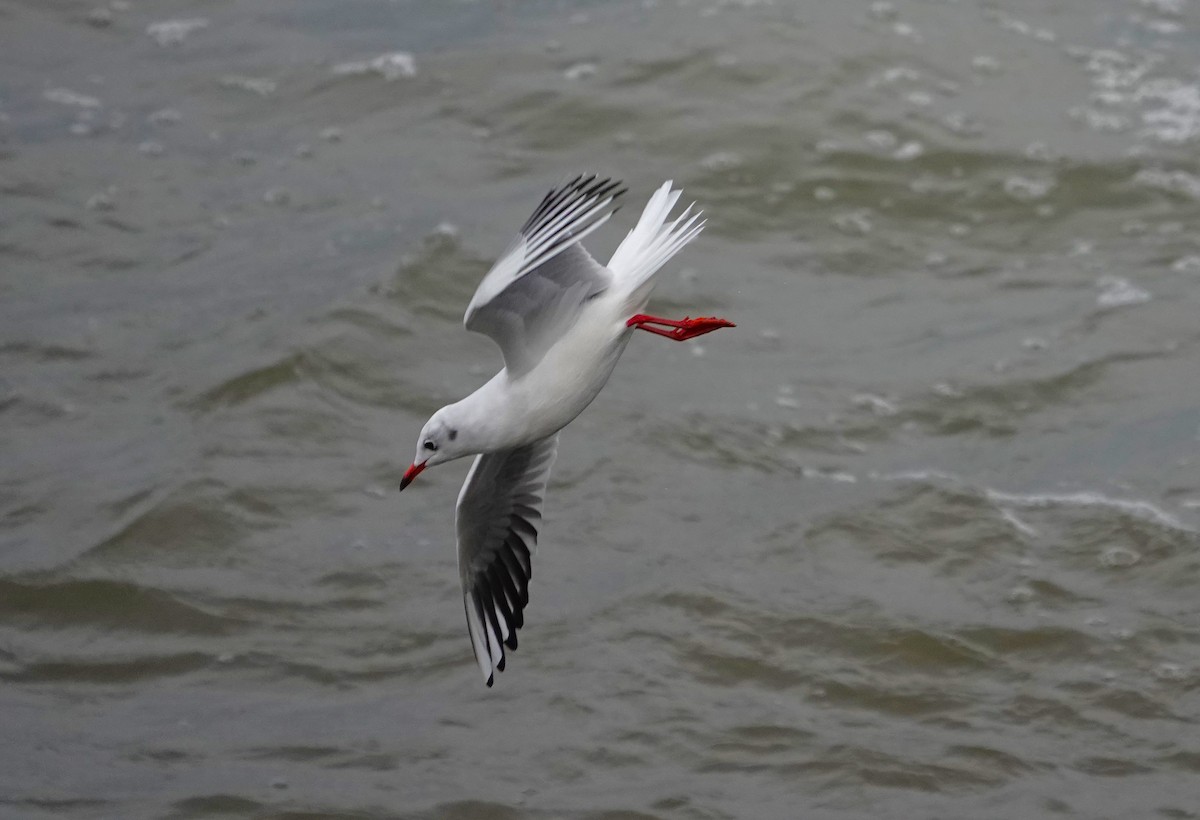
[1099,545,1142,569]
[0,576,236,635]
[406,801,533,820]
[187,353,305,412]
[659,591,998,682]
[4,652,214,685]
[168,795,264,818]
[188,319,423,419]
[651,356,1137,472]
[385,230,483,321]
[80,480,303,566]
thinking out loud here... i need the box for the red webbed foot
[627,313,736,341]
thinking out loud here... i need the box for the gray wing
[456,434,558,687]
[464,176,624,376]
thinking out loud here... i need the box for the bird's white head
[399,405,468,491]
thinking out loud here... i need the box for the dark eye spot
[423,440,437,452]
[448,429,458,441]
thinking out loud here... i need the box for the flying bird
[400,175,733,686]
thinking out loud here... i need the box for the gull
[399,175,734,686]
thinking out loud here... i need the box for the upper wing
[455,434,559,687]
[464,176,624,376]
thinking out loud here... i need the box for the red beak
[399,461,426,491]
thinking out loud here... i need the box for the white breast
[499,293,632,447]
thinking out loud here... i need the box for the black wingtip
[486,675,494,688]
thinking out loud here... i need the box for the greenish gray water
[2,0,1199,817]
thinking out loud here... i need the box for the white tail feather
[607,181,705,305]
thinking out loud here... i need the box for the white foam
[85,190,116,211]
[941,111,982,136]
[1137,78,1200,144]
[87,7,114,27]
[332,52,417,82]
[851,393,899,416]
[219,76,276,97]
[699,151,743,172]
[802,467,857,483]
[832,209,873,235]
[1095,275,1151,308]
[971,55,1001,75]
[44,88,101,108]
[1171,255,1200,273]
[147,107,182,126]
[985,488,1191,532]
[868,65,921,87]
[1144,18,1183,35]
[865,129,898,150]
[1004,175,1055,201]
[1006,584,1035,603]
[1000,508,1039,538]
[893,140,924,161]
[872,468,959,483]
[1099,546,1142,568]
[563,62,597,81]
[1133,167,1200,199]
[868,1,897,21]
[1153,662,1189,681]
[868,470,1193,534]
[146,18,208,47]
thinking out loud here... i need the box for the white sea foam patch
[43,88,101,108]
[801,467,858,483]
[870,469,960,483]
[332,52,417,81]
[984,489,1192,533]
[1133,167,1200,199]
[146,18,209,46]
[999,508,1039,538]
[851,393,900,416]
[867,470,1192,534]
[1003,175,1056,201]
[1095,275,1150,308]
[1066,44,1200,145]
[1136,78,1200,144]
[563,62,597,81]
[219,76,277,97]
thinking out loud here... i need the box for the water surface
[2,0,1199,817]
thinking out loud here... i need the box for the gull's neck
[445,372,522,456]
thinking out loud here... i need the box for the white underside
[467,289,636,452]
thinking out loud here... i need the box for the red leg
[627,313,736,341]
